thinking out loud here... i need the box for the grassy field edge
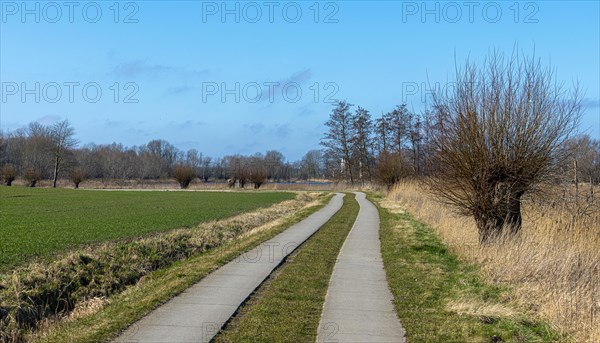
[0,187,294,271]
[30,193,334,343]
[369,192,562,343]
[213,193,359,343]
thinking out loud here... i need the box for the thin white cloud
[166,85,195,95]
[113,60,171,78]
[246,122,265,134]
[36,115,62,126]
[581,98,600,109]
[272,124,291,138]
[112,60,209,79]
[259,69,312,102]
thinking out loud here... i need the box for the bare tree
[140,139,179,178]
[301,150,323,183]
[49,120,78,188]
[264,150,284,181]
[421,105,452,176]
[383,104,411,154]
[563,135,600,185]
[237,163,249,188]
[373,151,411,190]
[427,52,581,244]
[172,164,196,189]
[374,113,389,155]
[321,101,355,183]
[248,154,267,189]
[186,149,202,172]
[224,154,249,188]
[200,156,213,182]
[69,167,87,188]
[1,164,16,186]
[0,131,24,173]
[23,123,53,180]
[24,168,42,187]
[351,106,374,181]
[408,112,423,174]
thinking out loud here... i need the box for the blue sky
[1,0,599,160]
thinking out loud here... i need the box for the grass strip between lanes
[213,193,359,343]
[30,193,333,343]
[370,192,561,343]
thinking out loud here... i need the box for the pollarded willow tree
[427,51,581,244]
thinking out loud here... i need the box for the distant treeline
[2,107,597,189]
[0,120,330,188]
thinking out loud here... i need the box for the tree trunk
[346,158,354,184]
[474,211,503,244]
[474,191,524,244]
[52,155,60,188]
[505,192,524,236]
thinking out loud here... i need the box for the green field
[0,187,294,270]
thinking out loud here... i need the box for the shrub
[1,165,16,186]
[249,166,267,189]
[172,164,196,189]
[69,167,87,188]
[23,168,41,188]
[373,152,410,190]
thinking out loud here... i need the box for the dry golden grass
[447,298,517,321]
[388,181,600,342]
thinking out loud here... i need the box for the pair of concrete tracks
[115,193,405,343]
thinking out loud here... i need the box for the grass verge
[388,181,599,341]
[25,193,332,343]
[213,193,359,343]
[370,192,560,343]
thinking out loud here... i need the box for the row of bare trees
[0,120,77,188]
[0,123,326,189]
[0,127,189,187]
[322,101,598,189]
[320,100,444,187]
